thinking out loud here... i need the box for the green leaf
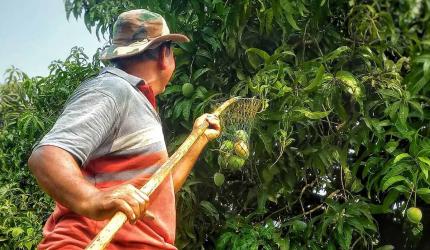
[64,0,73,20]
[386,101,400,119]
[416,188,430,195]
[265,8,274,34]
[216,232,236,249]
[376,245,395,250]
[182,99,193,121]
[394,153,411,163]
[192,68,210,81]
[408,101,424,118]
[173,100,186,119]
[416,188,430,204]
[162,85,182,96]
[385,141,399,154]
[398,103,409,127]
[196,48,212,59]
[274,235,290,250]
[382,176,410,191]
[295,109,331,119]
[336,71,362,99]
[323,46,350,62]
[200,201,219,219]
[418,156,430,167]
[286,13,300,30]
[392,185,410,193]
[378,89,401,99]
[11,227,24,238]
[257,190,268,212]
[382,190,400,211]
[257,129,274,154]
[362,157,379,178]
[351,178,364,193]
[418,163,429,180]
[339,225,352,249]
[418,160,430,179]
[304,65,325,92]
[327,241,336,250]
[246,48,270,69]
[409,75,428,95]
[83,11,92,33]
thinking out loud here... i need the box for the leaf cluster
[0,48,100,248]
[1,0,430,249]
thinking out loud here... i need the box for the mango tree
[1,0,430,249]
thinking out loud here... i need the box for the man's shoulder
[80,70,135,102]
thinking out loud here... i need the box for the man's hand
[83,184,149,224]
[171,113,221,192]
[193,113,221,142]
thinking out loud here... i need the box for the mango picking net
[213,97,263,184]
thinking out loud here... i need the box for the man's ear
[157,46,168,70]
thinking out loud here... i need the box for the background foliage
[0,49,100,249]
[1,0,430,249]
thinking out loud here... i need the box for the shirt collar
[100,67,157,109]
[100,67,143,87]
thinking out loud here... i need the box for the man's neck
[122,62,162,96]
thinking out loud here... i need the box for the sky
[0,0,107,82]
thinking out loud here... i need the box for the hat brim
[100,33,190,61]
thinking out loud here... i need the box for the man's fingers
[131,192,146,204]
[114,185,140,222]
[205,130,220,140]
[131,192,148,216]
[129,189,153,220]
[122,194,144,222]
[194,113,220,129]
[203,114,221,141]
[206,114,220,127]
[89,185,151,222]
[113,199,136,223]
[134,189,149,203]
[127,185,149,216]
[209,119,221,130]
[193,114,207,126]
[123,185,150,220]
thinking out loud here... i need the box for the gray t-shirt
[35,67,176,247]
[35,67,166,167]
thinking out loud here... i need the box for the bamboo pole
[86,97,238,250]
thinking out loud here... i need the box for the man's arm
[28,146,148,223]
[171,114,221,193]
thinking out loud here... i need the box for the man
[28,9,221,249]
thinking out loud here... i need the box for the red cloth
[137,82,157,109]
[38,84,177,250]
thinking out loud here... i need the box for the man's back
[36,67,177,249]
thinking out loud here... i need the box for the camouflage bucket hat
[100,9,189,60]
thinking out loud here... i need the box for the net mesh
[214,97,263,172]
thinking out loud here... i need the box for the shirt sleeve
[35,88,121,166]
